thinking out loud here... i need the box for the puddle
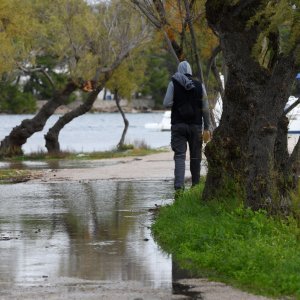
[0,159,121,170]
[0,180,203,298]
[173,282,203,299]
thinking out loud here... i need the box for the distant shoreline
[0,109,166,115]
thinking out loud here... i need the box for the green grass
[1,147,166,161]
[152,184,300,298]
[0,169,31,183]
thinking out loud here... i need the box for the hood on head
[172,61,194,90]
[177,61,192,75]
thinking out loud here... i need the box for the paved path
[33,151,176,183]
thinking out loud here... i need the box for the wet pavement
[0,158,121,170]
[0,180,203,299]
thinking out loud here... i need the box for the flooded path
[0,180,194,299]
[0,152,272,299]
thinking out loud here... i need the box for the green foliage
[139,49,175,108]
[152,185,300,298]
[106,52,148,100]
[0,84,36,113]
[2,147,164,161]
[32,0,100,81]
[0,0,37,75]
[247,0,300,67]
[23,55,72,100]
[23,55,74,103]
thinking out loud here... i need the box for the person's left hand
[202,130,211,143]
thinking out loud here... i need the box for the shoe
[174,188,184,201]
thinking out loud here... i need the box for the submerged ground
[0,151,271,299]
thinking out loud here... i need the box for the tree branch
[232,0,260,17]
[130,0,161,28]
[183,0,203,82]
[18,64,55,89]
[131,0,181,63]
[284,98,300,115]
[206,45,221,81]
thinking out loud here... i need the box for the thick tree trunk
[274,115,290,191]
[45,88,101,153]
[203,70,251,200]
[246,57,295,210]
[287,137,300,188]
[0,82,77,156]
[204,1,297,211]
[115,91,129,150]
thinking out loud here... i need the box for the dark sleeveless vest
[171,77,203,126]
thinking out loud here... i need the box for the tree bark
[115,90,129,150]
[203,1,297,211]
[287,137,300,188]
[203,70,251,200]
[0,82,77,156]
[45,88,101,153]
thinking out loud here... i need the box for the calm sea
[0,113,170,154]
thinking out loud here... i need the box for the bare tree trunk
[0,82,77,156]
[45,88,101,153]
[115,90,129,150]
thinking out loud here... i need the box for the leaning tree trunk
[45,88,101,153]
[0,82,77,156]
[115,90,129,150]
[203,1,297,211]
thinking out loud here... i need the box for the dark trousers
[171,123,202,190]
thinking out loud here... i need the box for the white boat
[286,96,300,134]
[144,111,171,131]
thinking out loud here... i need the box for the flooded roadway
[0,180,200,299]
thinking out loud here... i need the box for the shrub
[0,84,36,114]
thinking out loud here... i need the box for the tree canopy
[0,0,37,75]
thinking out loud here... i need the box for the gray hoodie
[163,61,211,130]
[163,61,194,107]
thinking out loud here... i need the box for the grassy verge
[1,147,167,161]
[0,169,32,183]
[152,184,300,298]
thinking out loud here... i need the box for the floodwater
[0,158,121,170]
[0,180,200,299]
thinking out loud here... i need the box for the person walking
[163,61,211,192]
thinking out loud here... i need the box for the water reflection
[0,159,121,170]
[0,180,174,288]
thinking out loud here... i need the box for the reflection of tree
[59,181,136,240]
[52,181,145,280]
[0,181,173,286]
